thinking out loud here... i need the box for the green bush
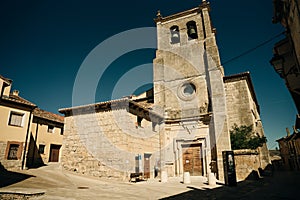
[230,124,267,150]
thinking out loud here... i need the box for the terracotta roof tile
[58,98,130,113]
[33,108,64,124]
[2,94,36,107]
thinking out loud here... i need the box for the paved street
[0,164,300,199]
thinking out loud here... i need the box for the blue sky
[0,0,297,149]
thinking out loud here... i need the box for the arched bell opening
[186,21,198,40]
[170,25,180,44]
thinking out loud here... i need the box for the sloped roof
[33,108,64,124]
[1,94,36,108]
[59,98,130,114]
[276,132,300,142]
[59,97,162,122]
[1,93,63,123]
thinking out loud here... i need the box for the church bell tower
[153,1,231,182]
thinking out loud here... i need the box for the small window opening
[48,125,54,133]
[38,144,45,154]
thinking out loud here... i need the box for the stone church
[59,1,269,182]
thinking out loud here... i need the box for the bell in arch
[172,30,179,39]
[187,21,198,40]
[170,26,180,43]
[188,26,198,39]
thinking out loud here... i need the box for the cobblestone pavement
[0,164,299,199]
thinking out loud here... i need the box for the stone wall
[225,78,254,127]
[62,108,160,180]
[234,149,261,181]
[225,74,270,170]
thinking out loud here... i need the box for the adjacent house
[0,75,64,170]
[270,0,300,130]
[277,128,300,170]
[26,108,64,168]
[59,2,270,182]
[0,75,36,170]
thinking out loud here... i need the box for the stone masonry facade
[61,104,161,180]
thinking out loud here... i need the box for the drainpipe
[21,107,36,169]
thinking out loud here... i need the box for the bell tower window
[186,21,198,40]
[170,25,180,44]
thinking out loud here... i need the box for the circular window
[183,83,196,95]
[178,82,196,101]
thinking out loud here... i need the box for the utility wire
[222,31,285,66]
[150,31,285,97]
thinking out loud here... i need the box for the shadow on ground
[160,169,300,200]
[160,177,266,200]
[0,163,35,188]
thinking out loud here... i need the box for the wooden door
[182,144,203,176]
[144,154,151,179]
[49,144,61,162]
[183,148,193,174]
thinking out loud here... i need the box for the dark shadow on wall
[26,134,45,169]
[0,162,35,188]
[0,162,5,172]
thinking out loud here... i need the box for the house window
[60,128,64,135]
[48,125,54,133]
[38,144,45,154]
[8,112,24,127]
[7,144,20,160]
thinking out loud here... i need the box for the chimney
[286,127,290,137]
[12,90,19,96]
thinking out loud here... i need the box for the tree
[230,124,267,150]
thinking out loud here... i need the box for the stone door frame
[174,138,207,177]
